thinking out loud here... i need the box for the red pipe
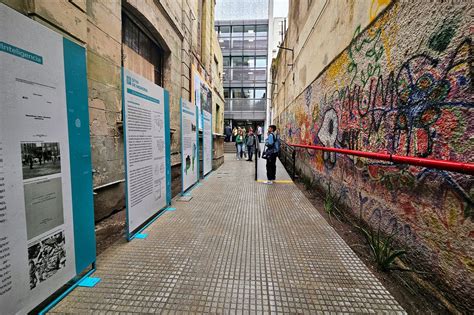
[288,143,474,175]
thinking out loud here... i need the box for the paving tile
[50,154,405,314]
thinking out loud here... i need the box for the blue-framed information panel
[0,3,96,314]
[122,68,171,240]
[180,99,199,193]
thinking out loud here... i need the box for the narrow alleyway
[51,155,405,314]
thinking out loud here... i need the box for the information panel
[203,110,213,176]
[123,68,171,237]
[180,99,199,192]
[0,3,96,314]
[191,66,212,131]
[191,67,213,176]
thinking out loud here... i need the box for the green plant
[302,174,313,190]
[357,225,407,271]
[323,183,342,221]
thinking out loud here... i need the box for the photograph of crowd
[21,142,61,180]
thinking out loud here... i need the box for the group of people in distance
[233,126,260,162]
[224,124,279,184]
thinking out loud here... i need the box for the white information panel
[123,68,168,236]
[1,3,96,314]
[181,99,199,192]
[203,110,213,176]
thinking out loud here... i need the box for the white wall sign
[180,99,199,192]
[0,3,96,314]
[123,68,171,237]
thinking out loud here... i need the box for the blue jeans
[236,143,243,159]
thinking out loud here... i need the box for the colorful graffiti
[276,2,473,308]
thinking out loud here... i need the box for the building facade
[271,0,473,311]
[215,19,269,130]
[1,0,224,225]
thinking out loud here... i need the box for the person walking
[232,127,238,142]
[257,125,263,143]
[224,125,232,142]
[241,127,247,159]
[264,125,279,184]
[235,129,244,160]
[245,128,257,161]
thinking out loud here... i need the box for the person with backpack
[263,125,280,184]
[245,128,257,162]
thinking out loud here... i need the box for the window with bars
[122,13,164,86]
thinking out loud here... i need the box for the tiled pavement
[50,154,405,314]
[257,143,292,182]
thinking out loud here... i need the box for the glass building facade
[215,20,268,129]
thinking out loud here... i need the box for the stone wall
[273,0,473,310]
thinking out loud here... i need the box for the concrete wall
[272,0,473,310]
[2,0,224,221]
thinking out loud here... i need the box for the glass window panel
[232,69,245,80]
[242,56,255,67]
[232,25,244,35]
[219,38,230,49]
[232,57,243,67]
[244,25,256,36]
[254,69,266,81]
[242,88,254,99]
[255,88,266,99]
[255,56,266,68]
[220,26,231,36]
[243,37,255,50]
[231,38,244,49]
[224,88,230,98]
[255,37,267,50]
[223,70,231,81]
[242,70,254,81]
[256,24,268,36]
[232,88,244,98]
[223,57,230,67]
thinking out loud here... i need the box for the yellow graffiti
[326,51,349,87]
[369,0,391,22]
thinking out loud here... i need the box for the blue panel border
[122,68,132,241]
[180,98,184,194]
[164,90,171,205]
[196,106,200,181]
[63,38,96,273]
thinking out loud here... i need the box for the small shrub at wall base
[357,225,408,272]
[323,183,342,221]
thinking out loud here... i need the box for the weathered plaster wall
[272,0,390,113]
[273,0,473,309]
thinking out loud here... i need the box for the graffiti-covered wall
[274,1,473,308]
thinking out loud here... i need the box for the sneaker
[263,180,273,185]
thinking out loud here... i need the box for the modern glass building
[215,18,269,130]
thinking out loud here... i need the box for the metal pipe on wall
[288,143,474,175]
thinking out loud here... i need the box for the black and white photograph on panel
[28,230,66,290]
[21,142,61,180]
